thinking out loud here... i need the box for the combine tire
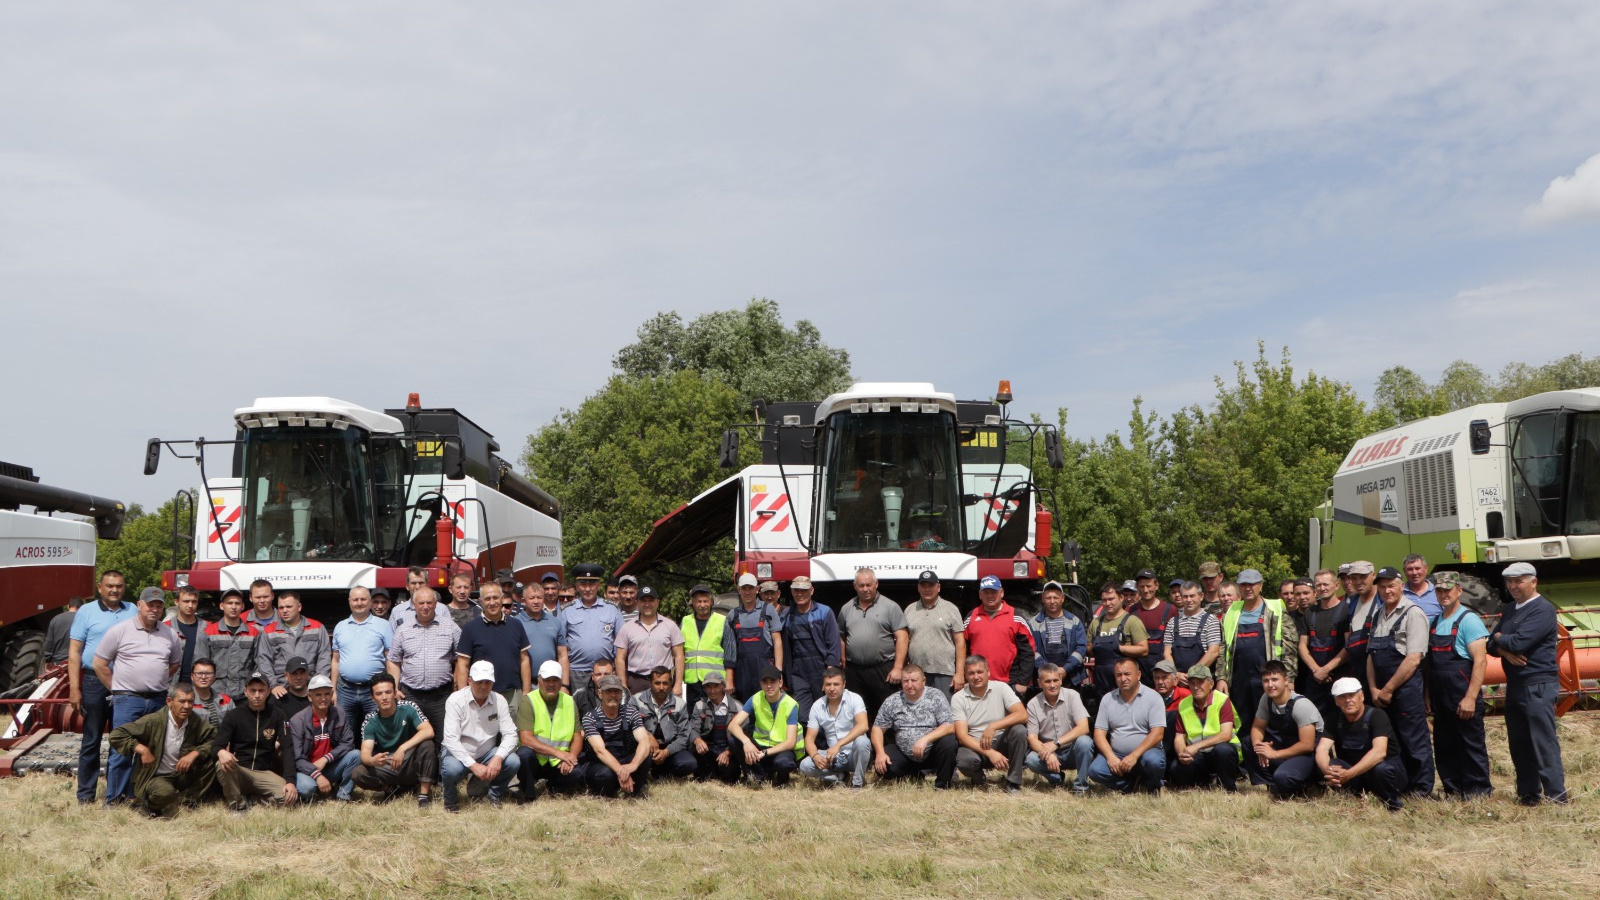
[1456,573,1501,618]
[0,629,45,693]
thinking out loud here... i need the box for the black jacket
[213,703,296,780]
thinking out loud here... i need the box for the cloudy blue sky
[5,2,1599,510]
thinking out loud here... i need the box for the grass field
[2,715,1598,900]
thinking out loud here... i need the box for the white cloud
[1525,152,1600,226]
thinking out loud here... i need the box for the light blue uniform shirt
[1433,607,1490,659]
[70,599,135,668]
[563,600,625,672]
[517,609,568,671]
[332,615,393,682]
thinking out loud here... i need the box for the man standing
[1198,561,1225,615]
[539,573,564,614]
[1343,562,1381,694]
[615,587,685,696]
[728,665,801,786]
[195,590,261,702]
[387,566,431,628]
[1086,582,1148,698]
[287,675,360,802]
[270,657,313,721]
[1029,581,1087,692]
[616,575,641,624]
[1402,554,1442,623]
[45,596,82,667]
[494,571,523,617]
[93,587,182,804]
[870,665,958,789]
[351,674,437,806]
[681,584,736,709]
[689,671,742,784]
[455,582,530,703]
[162,587,203,683]
[1367,566,1434,797]
[632,666,698,779]
[388,586,462,742]
[440,661,522,811]
[516,660,585,799]
[1089,658,1165,794]
[1129,568,1176,686]
[783,576,843,713]
[963,576,1036,698]
[213,673,298,811]
[188,658,234,727]
[1022,663,1096,792]
[1428,572,1492,800]
[839,568,908,721]
[245,580,279,630]
[331,586,394,728]
[1218,572,1296,778]
[1169,665,1241,792]
[562,563,625,694]
[730,572,785,702]
[950,655,1029,792]
[580,673,653,798]
[516,582,569,687]
[261,591,331,695]
[1298,569,1351,724]
[1316,677,1405,811]
[798,666,871,788]
[1249,660,1323,798]
[444,572,479,628]
[107,681,217,817]
[1488,562,1567,805]
[369,589,394,621]
[1163,582,1220,683]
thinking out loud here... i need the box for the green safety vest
[750,691,799,758]
[1176,691,1242,760]
[529,691,577,766]
[682,613,727,684]
[1220,600,1285,672]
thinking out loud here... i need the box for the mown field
[1,715,1598,900]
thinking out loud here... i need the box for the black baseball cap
[1376,566,1402,581]
[690,584,714,596]
[639,586,659,599]
[918,570,940,583]
[1135,568,1157,580]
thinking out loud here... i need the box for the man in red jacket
[963,576,1036,697]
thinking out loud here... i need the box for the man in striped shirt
[387,587,461,744]
[1164,583,1222,686]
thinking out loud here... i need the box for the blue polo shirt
[516,609,567,672]
[332,615,393,683]
[458,614,530,693]
[1404,582,1441,622]
[563,600,624,672]
[70,599,136,668]
[1433,607,1490,659]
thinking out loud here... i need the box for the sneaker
[228,801,249,815]
[1003,781,1023,795]
[488,796,503,810]
[444,802,460,813]
[417,793,432,809]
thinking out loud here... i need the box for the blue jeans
[106,693,165,803]
[797,736,872,787]
[442,747,522,806]
[294,749,362,801]
[76,675,113,803]
[1024,734,1097,789]
[337,681,377,733]
[1088,746,1166,793]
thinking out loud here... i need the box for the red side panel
[0,564,93,626]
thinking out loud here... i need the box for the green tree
[1494,353,1600,400]
[612,299,853,412]
[1372,365,1447,427]
[96,499,188,593]
[1435,360,1492,410]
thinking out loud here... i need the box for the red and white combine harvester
[144,394,563,623]
[619,380,1077,614]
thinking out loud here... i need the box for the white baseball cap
[1331,677,1362,697]
[307,675,334,691]
[737,573,759,588]
[537,660,563,681]
[468,660,496,683]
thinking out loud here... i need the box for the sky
[4,1,1600,511]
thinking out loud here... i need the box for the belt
[340,678,373,688]
[112,690,165,699]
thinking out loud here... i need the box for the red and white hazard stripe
[749,492,792,533]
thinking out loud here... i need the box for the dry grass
[2,716,1599,900]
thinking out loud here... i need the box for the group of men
[67,552,1567,814]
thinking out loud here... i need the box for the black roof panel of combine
[760,402,821,466]
[0,461,39,482]
[386,408,500,483]
[956,400,1001,422]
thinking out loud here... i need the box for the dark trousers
[846,659,896,723]
[76,674,113,803]
[743,748,798,786]
[514,748,586,798]
[925,674,955,697]
[696,746,742,784]
[1505,680,1567,803]
[402,683,453,745]
[351,740,438,792]
[625,673,653,696]
[1329,757,1405,806]
[787,656,826,717]
[1261,754,1320,798]
[1168,744,1240,792]
[137,758,218,814]
[954,726,1030,786]
[1431,696,1492,799]
[1382,678,1435,795]
[882,733,958,788]
[106,693,165,803]
[655,748,699,779]
[1230,676,1265,782]
[583,756,654,797]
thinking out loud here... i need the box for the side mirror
[442,442,466,480]
[1061,538,1081,565]
[1469,420,1491,455]
[1045,429,1065,469]
[143,438,162,476]
[719,430,740,468]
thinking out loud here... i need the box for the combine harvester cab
[145,394,561,623]
[1313,386,1600,710]
[620,381,1072,615]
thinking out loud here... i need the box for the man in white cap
[439,660,520,811]
[784,576,843,714]
[1488,562,1567,805]
[515,660,584,799]
[730,572,785,702]
[1315,676,1405,811]
[287,674,360,802]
